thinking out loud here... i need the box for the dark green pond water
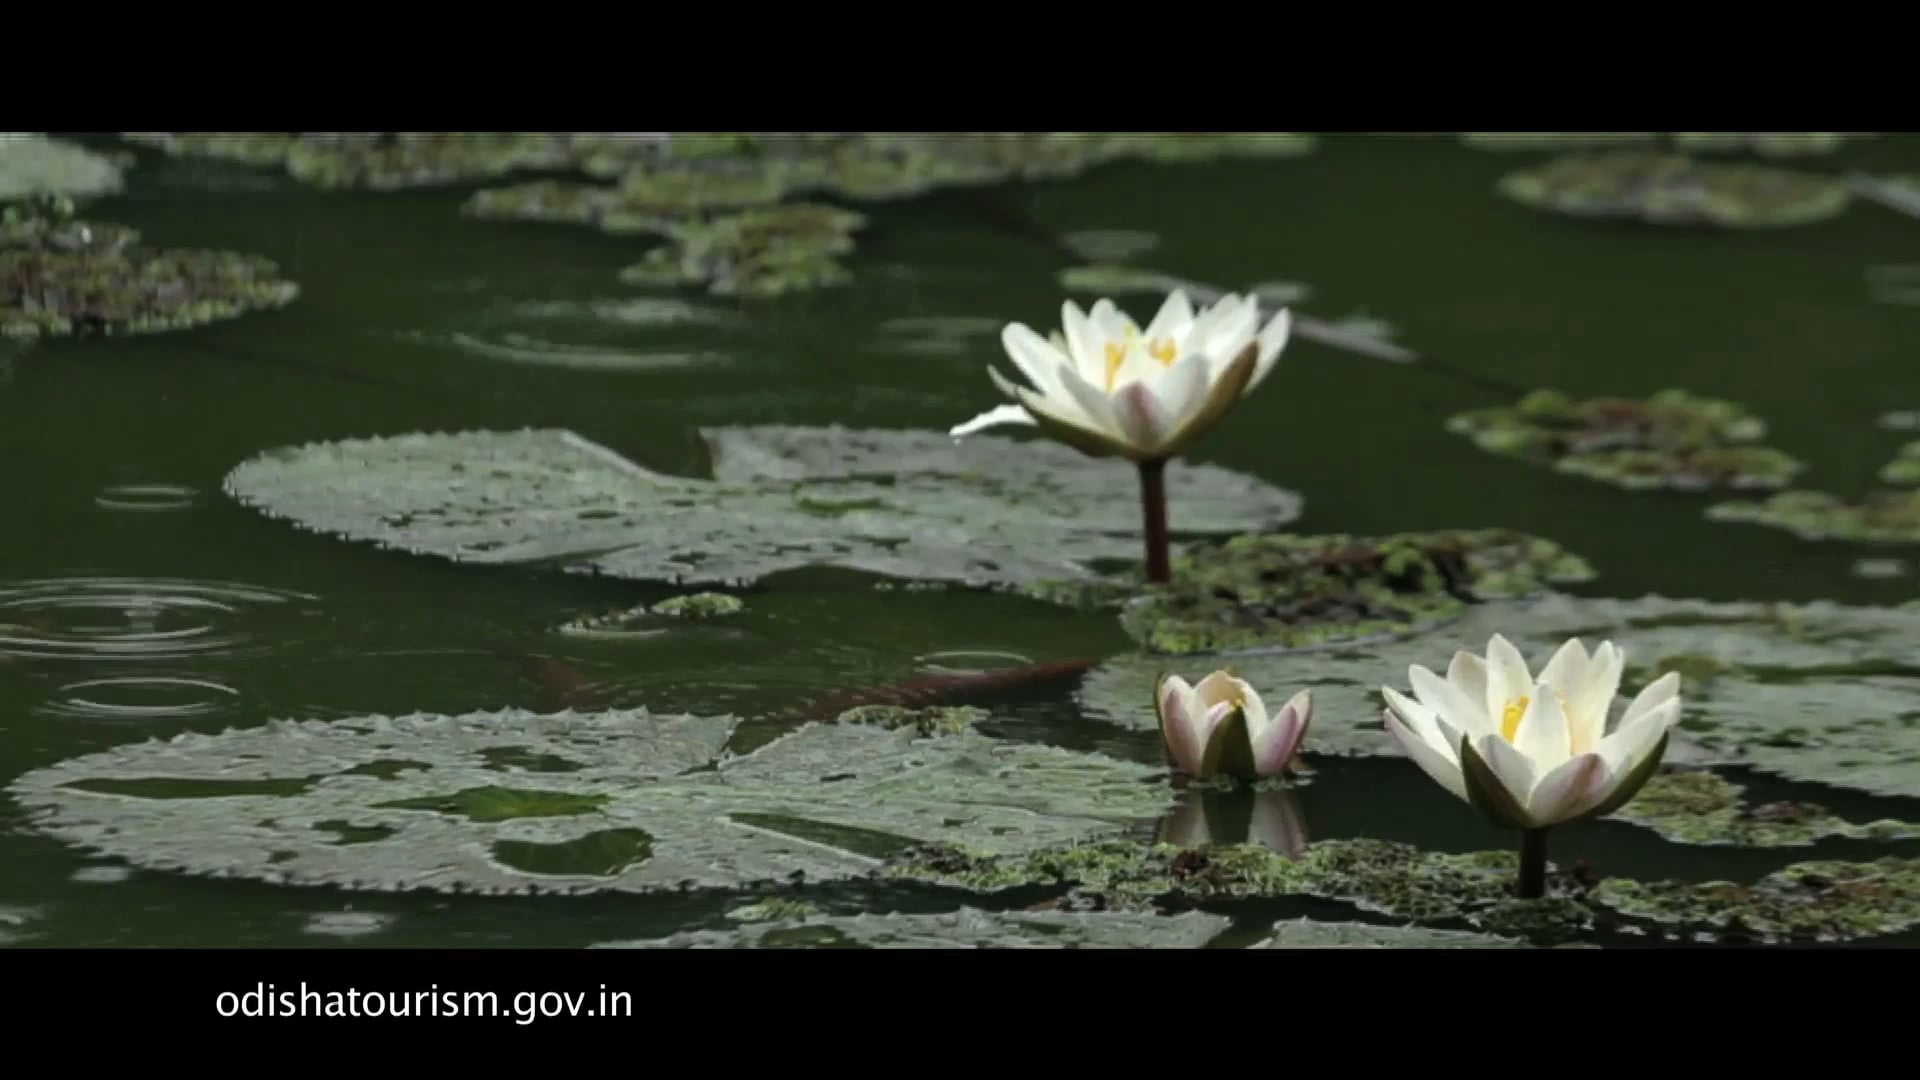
[4,134,1920,947]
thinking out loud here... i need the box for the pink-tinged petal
[1484,634,1534,719]
[1475,733,1538,813]
[1512,684,1571,772]
[1409,663,1486,742]
[1236,680,1270,733]
[1246,307,1291,391]
[1618,670,1680,732]
[1524,752,1607,827]
[1111,381,1173,453]
[1155,675,1204,775]
[1252,689,1310,776]
[1249,789,1309,858]
[949,403,1037,438]
[1384,709,1469,803]
[1142,289,1194,344]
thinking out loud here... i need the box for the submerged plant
[1380,634,1681,899]
[1153,671,1311,782]
[950,290,1292,583]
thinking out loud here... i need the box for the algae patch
[1706,489,1920,544]
[0,135,131,200]
[1880,442,1920,487]
[1,196,299,341]
[222,424,1302,591]
[8,705,1172,896]
[1592,857,1920,943]
[1496,151,1851,228]
[1609,771,1920,847]
[1446,388,1804,492]
[1026,528,1592,656]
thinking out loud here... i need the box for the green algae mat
[4,132,1920,949]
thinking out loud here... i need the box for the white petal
[1381,687,1449,755]
[1040,362,1125,439]
[1409,663,1485,742]
[1537,638,1589,694]
[1251,690,1306,776]
[1574,642,1626,742]
[949,403,1036,438]
[1109,382,1171,451]
[1476,734,1538,812]
[1246,307,1291,391]
[1060,300,1107,387]
[1484,634,1534,720]
[1141,289,1194,344]
[1618,670,1680,732]
[1193,670,1244,707]
[1384,710,1468,803]
[1596,698,1678,776]
[1446,651,1490,723]
[1512,686,1571,772]
[1524,752,1608,827]
[1139,351,1215,446]
[1000,323,1073,398]
[1237,680,1270,739]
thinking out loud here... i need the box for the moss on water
[831,704,986,737]
[1448,388,1803,492]
[1022,528,1593,656]
[1497,151,1851,228]
[1,196,297,340]
[651,592,744,620]
[1706,488,1920,544]
[1609,771,1920,847]
[615,204,867,298]
[1592,857,1920,943]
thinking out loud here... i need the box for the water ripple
[36,675,241,721]
[93,483,200,513]
[0,576,318,662]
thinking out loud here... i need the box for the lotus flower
[949,290,1292,464]
[1380,634,1681,832]
[1155,671,1311,781]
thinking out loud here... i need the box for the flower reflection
[1156,785,1309,859]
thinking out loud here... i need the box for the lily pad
[1,197,299,340]
[1881,442,1920,486]
[1497,151,1851,228]
[1,134,131,200]
[1077,591,1920,797]
[1611,771,1920,847]
[1706,488,1920,544]
[1025,528,1594,656]
[1446,388,1804,491]
[1669,132,1873,157]
[220,425,1303,590]
[7,705,1172,896]
[1254,916,1527,948]
[596,907,1233,949]
[614,204,867,298]
[1592,857,1920,943]
[119,133,621,190]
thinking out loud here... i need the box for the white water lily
[1155,671,1311,781]
[1380,634,1682,831]
[950,290,1292,463]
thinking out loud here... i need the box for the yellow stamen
[1104,341,1126,390]
[1148,338,1177,364]
[1500,696,1529,742]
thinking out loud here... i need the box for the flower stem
[1517,827,1550,899]
[1137,458,1171,584]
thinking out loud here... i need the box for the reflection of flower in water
[1156,786,1308,858]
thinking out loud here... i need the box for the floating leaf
[1611,771,1920,847]
[1,196,298,341]
[613,204,866,298]
[0,134,130,200]
[1447,388,1804,492]
[596,907,1233,949]
[1497,151,1851,228]
[221,425,1302,590]
[8,706,1173,896]
[1706,488,1920,544]
[1881,442,1920,487]
[1254,917,1527,949]
[120,133,633,191]
[1025,528,1592,656]
[1592,857,1920,943]
[1077,592,1920,797]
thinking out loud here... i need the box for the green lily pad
[613,204,867,298]
[1706,488,1920,544]
[7,705,1172,896]
[2,196,300,341]
[1252,917,1528,948]
[1,134,131,200]
[596,907,1234,949]
[1880,442,1920,486]
[220,425,1303,590]
[119,132,625,190]
[1077,592,1920,797]
[1447,388,1804,491]
[1024,528,1594,656]
[1611,771,1920,847]
[1592,857,1920,943]
[1497,151,1851,228]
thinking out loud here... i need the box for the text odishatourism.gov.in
[215,983,633,1023]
